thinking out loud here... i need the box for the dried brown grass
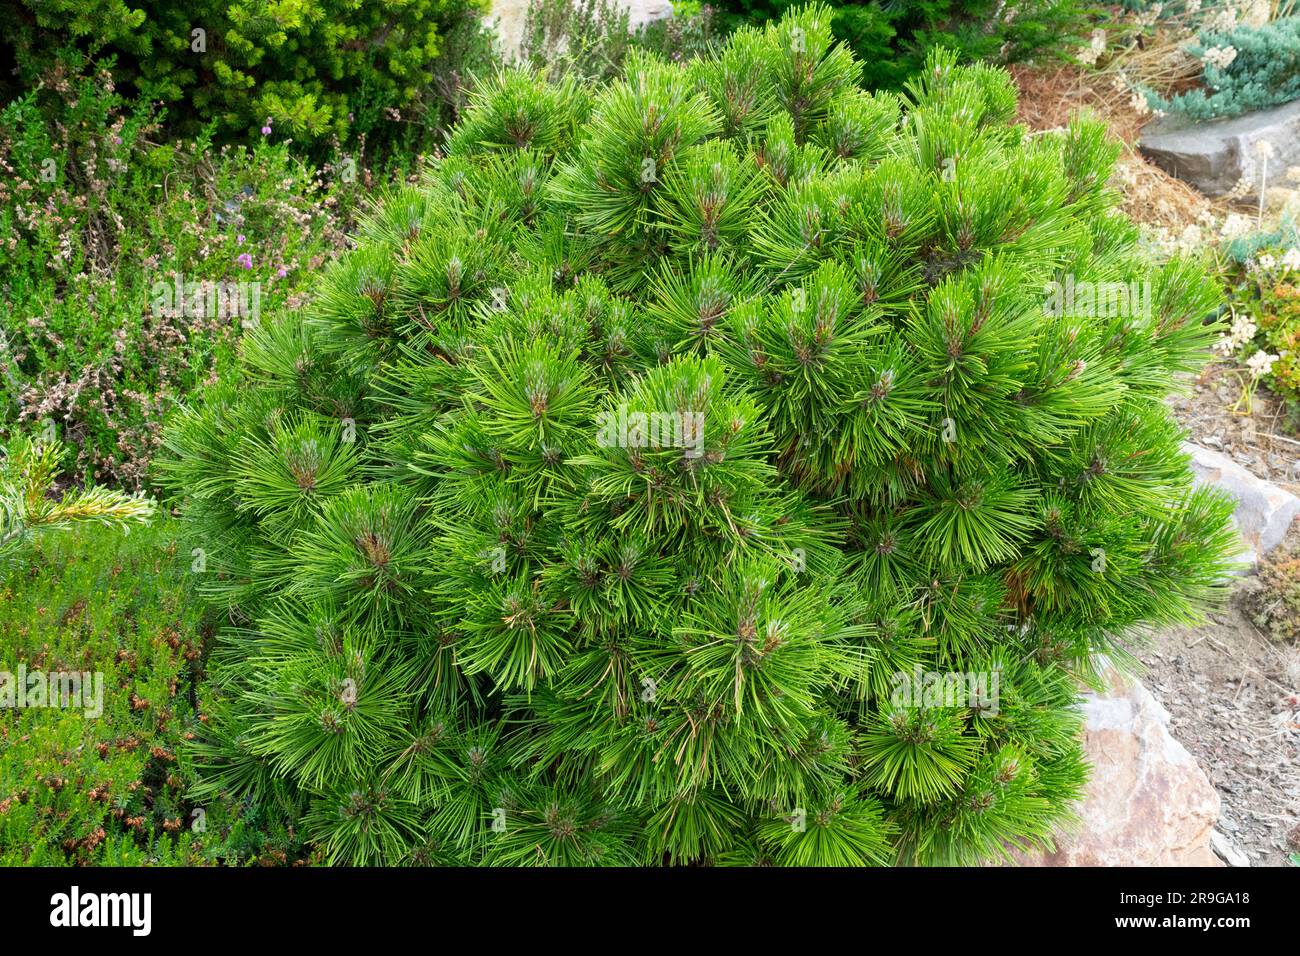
[1011,62,1221,232]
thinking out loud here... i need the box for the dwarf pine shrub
[160,4,1239,866]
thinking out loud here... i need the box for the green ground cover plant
[0,517,307,865]
[1142,16,1300,123]
[0,0,494,148]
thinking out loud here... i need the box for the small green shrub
[711,0,1090,90]
[1245,545,1300,642]
[0,0,495,147]
[0,519,301,865]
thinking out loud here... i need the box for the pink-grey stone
[1184,441,1300,567]
[1015,664,1222,867]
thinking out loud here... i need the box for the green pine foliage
[159,4,1239,866]
[0,435,154,562]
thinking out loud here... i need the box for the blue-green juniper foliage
[1143,16,1300,122]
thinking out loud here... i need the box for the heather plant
[520,0,637,79]
[160,5,1238,866]
[519,0,721,81]
[636,1,724,63]
[0,58,373,489]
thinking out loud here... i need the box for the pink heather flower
[237,234,246,245]
[261,117,273,136]
[277,266,288,278]
[237,252,253,269]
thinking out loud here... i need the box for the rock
[619,0,674,28]
[1210,829,1251,867]
[487,0,673,60]
[1138,98,1300,199]
[1014,664,1222,867]
[1184,442,1300,567]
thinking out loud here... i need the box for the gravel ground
[1173,361,1300,491]
[1139,366,1300,867]
[1138,580,1300,867]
